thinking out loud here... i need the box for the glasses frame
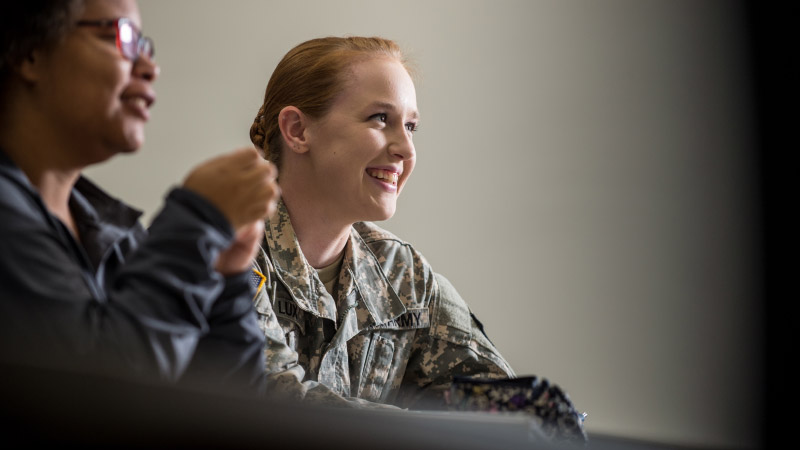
[75,17,154,62]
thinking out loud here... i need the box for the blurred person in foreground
[0,0,279,393]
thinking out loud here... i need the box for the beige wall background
[85,0,763,447]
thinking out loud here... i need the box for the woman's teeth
[126,97,147,109]
[367,169,398,185]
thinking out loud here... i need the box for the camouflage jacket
[252,202,515,409]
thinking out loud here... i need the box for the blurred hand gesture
[182,147,280,275]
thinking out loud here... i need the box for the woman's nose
[132,54,159,82]
[390,128,416,161]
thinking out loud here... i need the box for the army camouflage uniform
[252,201,515,409]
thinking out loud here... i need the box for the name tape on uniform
[274,297,306,334]
[367,308,429,331]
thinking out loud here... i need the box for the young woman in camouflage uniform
[248,37,516,409]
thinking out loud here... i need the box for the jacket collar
[1,148,142,268]
[0,148,142,230]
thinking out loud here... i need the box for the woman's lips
[122,93,155,120]
[366,168,400,192]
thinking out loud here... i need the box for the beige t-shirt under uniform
[316,251,344,300]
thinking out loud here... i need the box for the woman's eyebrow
[368,101,420,120]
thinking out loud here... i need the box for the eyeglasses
[75,17,154,62]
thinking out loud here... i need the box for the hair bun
[249,109,267,151]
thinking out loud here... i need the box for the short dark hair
[0,0,84,94]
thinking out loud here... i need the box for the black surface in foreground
[1,361,748,449]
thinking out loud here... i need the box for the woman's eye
[405,122,419,133]
[370,113,388,123]
[98,34,118,45]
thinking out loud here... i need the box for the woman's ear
[278,106,310,154]
[16,50,45,84]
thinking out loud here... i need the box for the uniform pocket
[358,334,395,402]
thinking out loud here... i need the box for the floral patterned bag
[445,375,588,444]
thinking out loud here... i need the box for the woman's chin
[119,125,146,154]
[360,202,397,223]
[374,206,397,222]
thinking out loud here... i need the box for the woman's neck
[282,194,351,269]
[1,77,87,239]
[1,128,82,239]
[23,158,81,240]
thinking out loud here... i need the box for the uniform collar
[265,200,406,327]
[340,227,407,327]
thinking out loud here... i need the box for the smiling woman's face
[302,57,418,224]
[32,0,158,165]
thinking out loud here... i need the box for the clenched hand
[182,147,280,275]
